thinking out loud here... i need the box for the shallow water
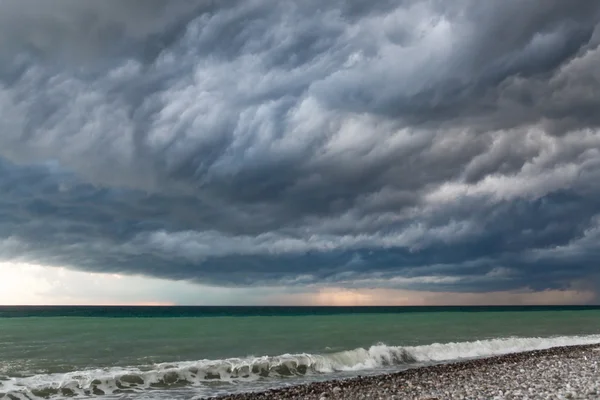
[1,306,599,399]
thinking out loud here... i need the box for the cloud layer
[1,0,600,300]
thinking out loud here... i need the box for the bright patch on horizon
[0,262,176,305]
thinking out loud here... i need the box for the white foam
[2,334,599,399]
[405,335,600,362]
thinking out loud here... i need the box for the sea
[1,306,600,399]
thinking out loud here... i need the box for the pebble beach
[213,344,600,400]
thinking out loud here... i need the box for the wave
[2,334,599,398]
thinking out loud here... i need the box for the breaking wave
[2,334,599,399]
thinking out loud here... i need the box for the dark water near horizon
[2,305,599,318]
[1,306,600,399]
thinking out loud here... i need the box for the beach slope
[213,344,600,400]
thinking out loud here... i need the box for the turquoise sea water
[1,306,600,399]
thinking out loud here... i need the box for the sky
[0,0,600,305]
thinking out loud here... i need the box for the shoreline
[211,343,600,400]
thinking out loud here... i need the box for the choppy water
[1,306,599,399]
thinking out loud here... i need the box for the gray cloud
[0,0,204,60]
[0,0,600,300]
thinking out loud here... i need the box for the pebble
[213,344,600,400]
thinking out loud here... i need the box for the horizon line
[1,304,599,307]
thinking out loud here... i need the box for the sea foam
[2,334,600,399]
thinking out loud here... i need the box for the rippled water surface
[1,306,599,399]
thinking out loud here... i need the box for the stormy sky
[1,0,600,305]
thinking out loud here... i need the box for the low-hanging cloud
[1,0,600,300]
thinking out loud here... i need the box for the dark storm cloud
[1,0,600,299]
